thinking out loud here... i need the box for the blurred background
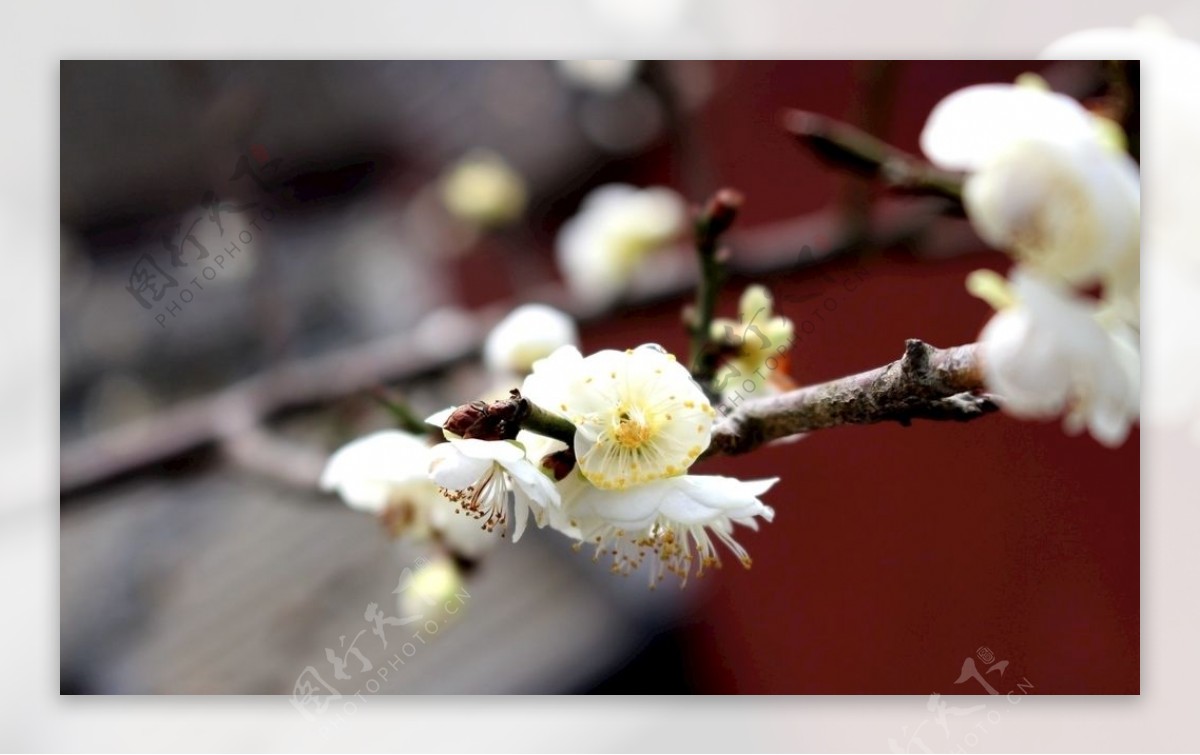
[59,60,1137,696]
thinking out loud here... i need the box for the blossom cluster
[921,76,1140,446]
[323,297,778,586]
[429,344,777,585]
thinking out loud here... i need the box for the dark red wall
[580,61,1138,693]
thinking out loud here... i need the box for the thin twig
[706,339,998,457]
[370,389,435,436]
[687,189,742,390]
[783,109,965,205]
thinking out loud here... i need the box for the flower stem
[370,389,434,436]
[688,189,743,391]
[516,396,577,447]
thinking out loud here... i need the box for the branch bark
[706,339,998,457]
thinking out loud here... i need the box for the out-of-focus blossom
[321,431,501,557]
[397,557,467,625]
[1044,21,1200,437]
[556,60,640,93]
[483,303,579,377]
[439,150,527,228]
[518,343,776,584]
[711,284,796,396]
[921,82,1140,293]
[969,269,1139,447]
[555,184,685,307]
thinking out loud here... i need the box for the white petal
[520,345,585,409]
[511,489,531,542]
[963,139,1139,287]
[483,304,579,375]
[319,432,432,492]
[501,456,562,509]
[425,406,456,428]
[427,442,493,490]
[979,301,1070,417]
[450,438,525,464]
[659,476,778,524]
[921,84,1096,171]
[573,479,671,529]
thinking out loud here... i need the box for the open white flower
[523,344,715,489]
[321,431,501,557]
[483,303,579,377]
[970,268,1139,447]
[517,343,776,583]
[921,82,1140,292]
[428,436,561,540]
[440,150,527,228]
[555,184,686,307]
[565,473,777,585]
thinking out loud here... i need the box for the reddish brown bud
[441,391,530,441]
[699,188,743,237]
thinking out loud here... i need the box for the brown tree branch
[706,339,998,457]
[430,340,997,468]
[61,200,977,497]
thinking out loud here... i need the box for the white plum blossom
[321,431,500,558]
[921,81,1140,294]
[969,268,1139,447]
[483,303,579,377]
[522,344,715,489]
[520,343,776,583]
[440,150,527,228]
[555,184,686,307]
[428,435,562,540]
[1044,21,1200,437]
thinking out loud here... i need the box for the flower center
[613,410,654,449]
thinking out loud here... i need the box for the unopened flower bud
[698,189,743,238]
